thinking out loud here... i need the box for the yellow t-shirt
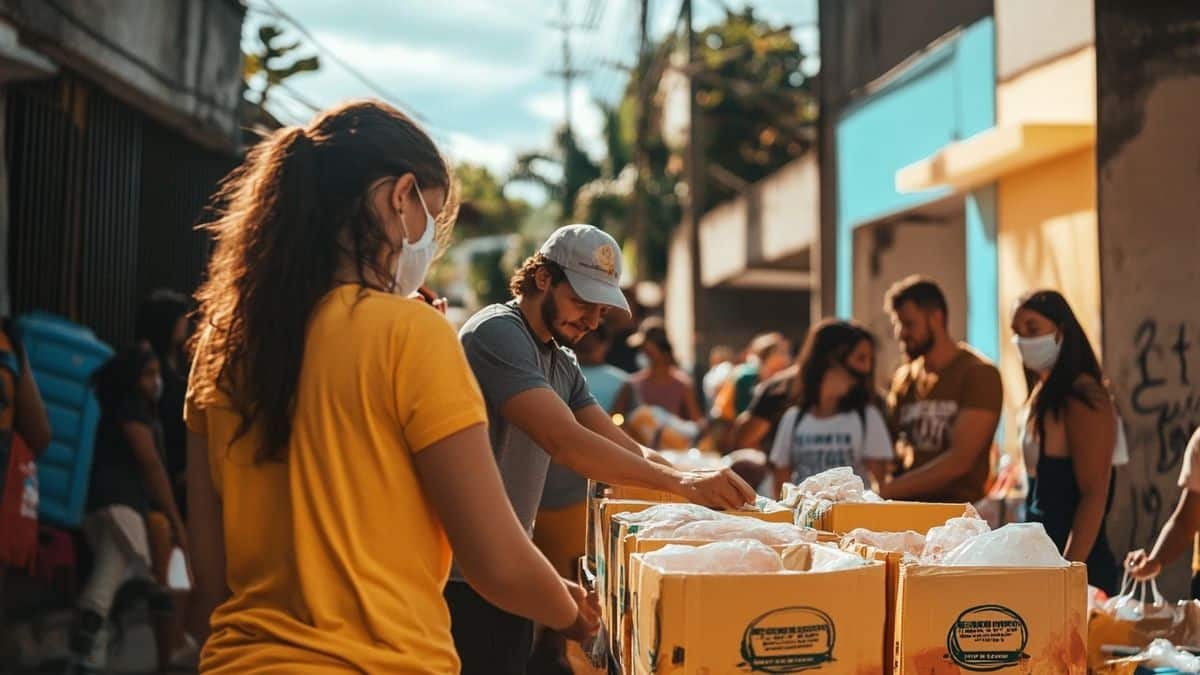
[185,285,487,673]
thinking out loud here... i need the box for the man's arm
[574,403,673,467]
[878,408,999,500]
[504,389,753,508]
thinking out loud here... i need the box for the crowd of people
[1,98,1198,674]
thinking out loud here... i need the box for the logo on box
[739,606,835,673]
[945,604,1029,671]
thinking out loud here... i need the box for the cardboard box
[608,506,795,650]
[796,500,971,535]
[593,500,660,618]
[893,563,1088,674]
[630,543,886,674]
[613,539,792,673]
[607,484,689,503]
[843,544,904,672]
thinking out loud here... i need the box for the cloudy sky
[244,0,817,201]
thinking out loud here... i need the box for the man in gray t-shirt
[447,224,755,675]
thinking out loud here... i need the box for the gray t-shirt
[452,302,596,580]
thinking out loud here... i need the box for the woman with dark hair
[184,100,595,673]
[769,319,893,496]
[1012,289,1119,595]
[71,344,186,671]
[135,289,191,503]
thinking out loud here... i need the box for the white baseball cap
[539,224,631,317]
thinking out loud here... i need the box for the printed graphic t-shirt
[887,344,1003,503]
[769,405,893,485]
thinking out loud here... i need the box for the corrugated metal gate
[5,73,234,346]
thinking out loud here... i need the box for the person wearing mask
[135,289,191,508]
[1010,289,1119,595]
[454,224,755,674]
[70,344,186,672]
[879,276,1002,503]
[184,101,598,674]
[769,320,892,496]
[1127,427,1200,597]
[615,317,703,423]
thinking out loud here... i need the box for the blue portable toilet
[15,312,112,528]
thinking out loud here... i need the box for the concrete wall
[0,0,244,151]
[835,18,997,363]
[995,0,1093,80]
[666,225,811,374]
[1096,0,1200,599]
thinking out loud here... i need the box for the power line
[250,0,436,129]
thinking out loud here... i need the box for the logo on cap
[594,244,617,278]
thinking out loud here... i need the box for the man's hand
[677,468,758,510]
[1125,549,1162,581]
[559,580,600,644]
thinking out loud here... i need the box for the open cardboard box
[607,504,795,658]
[629,543,886,674]
[844,543,1087,673]
[795,500,972,534]
[615,538,808,673]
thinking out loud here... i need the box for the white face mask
[392,182,437,297]
[635,352,650,371]
[152,374,164,402]
[1013,332,1061,372]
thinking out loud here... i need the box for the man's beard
[541,293,584,345]
[903,321,934,360]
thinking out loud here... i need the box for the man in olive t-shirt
[879,276,1002,504]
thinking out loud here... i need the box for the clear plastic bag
[642,539,784,574]
[646,519,817,546]
[808,544,867,572]
[1141,638,1200,672]
[940,522,1069,567]
[843,528,927,559]
[1104,572,1177,623]
[922,517,991,563]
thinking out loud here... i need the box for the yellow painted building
[993,45,1100,456]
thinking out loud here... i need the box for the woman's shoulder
[1070,373,1110,406]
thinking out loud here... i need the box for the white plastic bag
[843,528,927,559]
[642,540,784,574]
[808,544,867,572]
[922,517,991,563]
[622,503,724,527]
[940,523,1069,567]
[1103,571,1176,623]
[1141,638,1200,672]
[649,519,817,546]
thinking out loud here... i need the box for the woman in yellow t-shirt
[183,100,597,673]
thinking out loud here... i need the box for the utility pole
[633,0,651,281]
[547,0,591,213]
[683,0,709,390]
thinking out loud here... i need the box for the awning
[895,123,1094,193]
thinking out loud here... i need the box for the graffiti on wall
[1124,318,1200,551]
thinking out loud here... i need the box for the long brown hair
[788,319,877,413]
[191,100,454,462]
